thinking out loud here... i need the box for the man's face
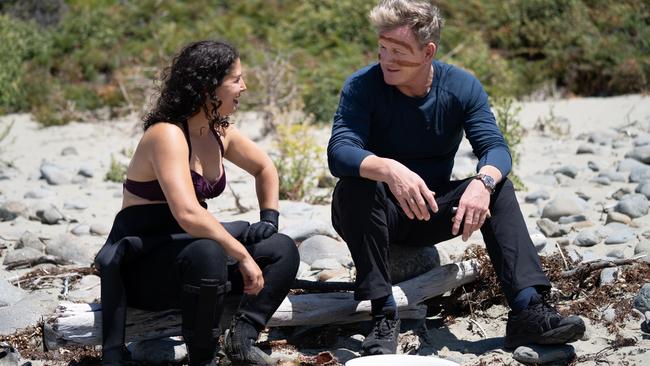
[378,25,433,88]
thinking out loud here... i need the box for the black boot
[223,317,275,365]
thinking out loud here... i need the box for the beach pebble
[67,275,101,303]
[630,166,650,183]
[602,306,617,322]
[603,223,636,245]
[37,206,64,225]
[46,234,99,265]
[558,214,587,224]
[574,230,602,247]
[512,344,576,365]
[61,146,78,156]
[524,190,550,203]
[0,279,27,307]
[40,160,70,185]
[606,249,626,259]
[0,201,27,219]
[625,145,650,164]
[587,161,602,172]
[2,247,43,267]
[0,342,23,365]
[599,170,628,182]
[536,218,567,238]
[606,212,632,225]
[17,231,45,252]
[23,187,55,199]
[592,176,611,185]
[541,194,587,221]
[389,245,440,283]
[63,199,89,210]
[615,194,649,218]
[299,235,351,266]
[90,223,111,236]
[128,337,187,363]
[0,207,16,222]
[281,219,338,242]
[0,292,59,335]
[77,164,94,178]
[635,181,650,199]
[555,165,578,178]
[71,224,91,236]
[576,144,597,154]
[634,240,650,262]
[311,258,344,271]
[634,283,650,313]
[633,134,650,146]
[600,268,618,285]
[642,312,650,333]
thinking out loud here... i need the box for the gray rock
[40,161,70,185]
[612,139,628,149]
[71,224,91,236]
[635,181,650,199]
[589,131,617,145]
[17,231,45,252]
[617,158,648,172]
[606,249,626,259]
[0,207,16,222]
[574,230,602,247]
[0,279,27,307]
[23,187,55,199]
[575,191,591,201]
[625,145,650,163]
[604,223,636,245]
[587,161,602,172]
[2,247,43,266]
[558,214,587,224]
[389,245,440,283]
[606,212,632,225]
[297,261,311,278]
[524,190,550,203]
[633,134,650,147]
[598,170,628,183]
[90,223,111,236]
[630,166,650,183]
[0,201,27,219]
[63,200,89,210]
[46,234,99,265]
[555,173,574,186]
[529,229,547,251]
[280,219,338,242]
[634,240,650,262]
[600,268,618,285]
[77,164,94,178]
[318,268,350,282]
[615,193,649,218]
[555,165,578,178]
[67,275,101,303]
[643,311,650,333]
[592,176,611,185]
[298,235,351,265]
[311,258,344,271]
[70,175,87,184]
[128,337,187,364]
[612,187,633,200]
[61,146,78,156]
[512,344,576,365]
[0,292,59,335]
[0,342,23,365]
[541,194,587,221]
[602,307,617,322]
[635,284,650,313]
[536,218,567,238]
[37,206,64,225]
[576,144,597,154]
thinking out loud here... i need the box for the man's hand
[452,179,491,241]
[385,159,438,220]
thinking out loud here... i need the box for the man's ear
[425,42,437,60]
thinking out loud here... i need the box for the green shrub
[492,97,525,190]
[105,155,127,183]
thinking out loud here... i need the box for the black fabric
[331,176,551,306]
[95,203,299,364]
[242,209,279,245]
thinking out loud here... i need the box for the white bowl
[345,355,460,366]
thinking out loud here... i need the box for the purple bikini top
[123,121,227,201]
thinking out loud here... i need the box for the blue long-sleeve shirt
[327,60,511,189]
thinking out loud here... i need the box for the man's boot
[223,316,275,365]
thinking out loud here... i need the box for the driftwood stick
[44,260,479,348]
[5,255,70,270]
[561,255,646,278]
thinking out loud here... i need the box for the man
[327,0,585,356]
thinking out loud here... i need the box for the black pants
[96,204,300,364]
[331,177,550,307]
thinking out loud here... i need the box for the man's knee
[333,177,379,203]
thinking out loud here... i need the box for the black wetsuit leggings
[96,204,300,365]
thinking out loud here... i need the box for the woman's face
[215,58,247,116]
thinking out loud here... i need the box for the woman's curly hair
[143,40,239,131]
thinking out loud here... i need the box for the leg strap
[181,279,231,347]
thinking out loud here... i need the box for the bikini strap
[209,126,225,155]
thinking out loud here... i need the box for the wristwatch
[475,173,496,194]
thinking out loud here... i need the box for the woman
[95,40,299,366]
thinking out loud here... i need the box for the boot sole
[504,321,586,349]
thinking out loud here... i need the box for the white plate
[345,354,460,366]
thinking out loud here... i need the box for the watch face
[484,175,495,188]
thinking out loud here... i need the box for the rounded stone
[573,230,601,247]
[615,193,649,218]
[541,194,587,221]
[389,245,440,284]
[634,283,650,313]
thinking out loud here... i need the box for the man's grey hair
[369,0,444,47]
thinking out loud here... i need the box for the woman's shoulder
[141,122,188,150]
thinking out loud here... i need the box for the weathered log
[560,255,647,278]
[44,260,479,349]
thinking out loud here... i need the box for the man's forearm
[359,155,391,183]
[479,165,503,183]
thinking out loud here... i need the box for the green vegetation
[492,97,525,190]
[104,155,127,183]
[0,0,646,126]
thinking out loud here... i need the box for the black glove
[242,209,279,245]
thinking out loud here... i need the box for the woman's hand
[239,256,264,295]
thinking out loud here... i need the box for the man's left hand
[452,179,491,241]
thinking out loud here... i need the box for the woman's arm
[143,123,263,293]
[223,125,279,211]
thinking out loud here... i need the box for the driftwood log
[44,260,479,349]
